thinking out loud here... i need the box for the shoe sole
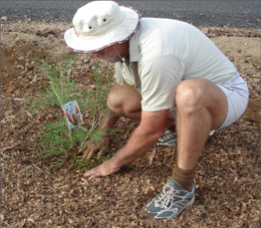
[144,195,195,220]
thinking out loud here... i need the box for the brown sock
[172,164,197,191]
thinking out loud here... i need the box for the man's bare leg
[107,83,175,128]
[141,78,229,218]
[173,78,228,190]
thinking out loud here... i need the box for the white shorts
[170,72,249,135]
[210,72,249,135]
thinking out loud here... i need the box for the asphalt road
[1,1,261,28]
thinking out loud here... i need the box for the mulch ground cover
[1,21,260,227]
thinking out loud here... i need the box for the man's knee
[176,79,205,113]
[107,83,142,116]
[107,87,123,114]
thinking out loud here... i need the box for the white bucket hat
[62,1,141,53]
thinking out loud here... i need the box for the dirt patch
[1,22,260,227]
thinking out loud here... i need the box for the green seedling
[25,51,114,169]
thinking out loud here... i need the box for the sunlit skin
[90,41,129,63]
[83,40,228,180]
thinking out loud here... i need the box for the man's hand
[77,104,120,162]
[83,109,169,179]
[83,159,120,179]
[77,134,109,161]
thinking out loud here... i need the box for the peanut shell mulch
[1,22,260,227]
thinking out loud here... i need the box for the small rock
[27,218,35,224]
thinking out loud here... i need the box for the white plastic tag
[62,100,84,130]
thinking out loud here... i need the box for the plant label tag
[62,100,84,129]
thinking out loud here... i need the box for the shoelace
[154,183,180,209]
[158,130,176,142]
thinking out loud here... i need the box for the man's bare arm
[99,108,120,131]
[111,109,168,166]
[79,81,121,160]
[84,109,169,178]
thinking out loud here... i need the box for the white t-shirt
[114,18,237,112]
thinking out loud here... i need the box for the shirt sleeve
[139,55,186,111]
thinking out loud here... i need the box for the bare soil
[1,21,260,228]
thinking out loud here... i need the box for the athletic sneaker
[141,178,195,219]
[156,130,177,146]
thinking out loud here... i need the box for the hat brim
[62,6,141,53]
